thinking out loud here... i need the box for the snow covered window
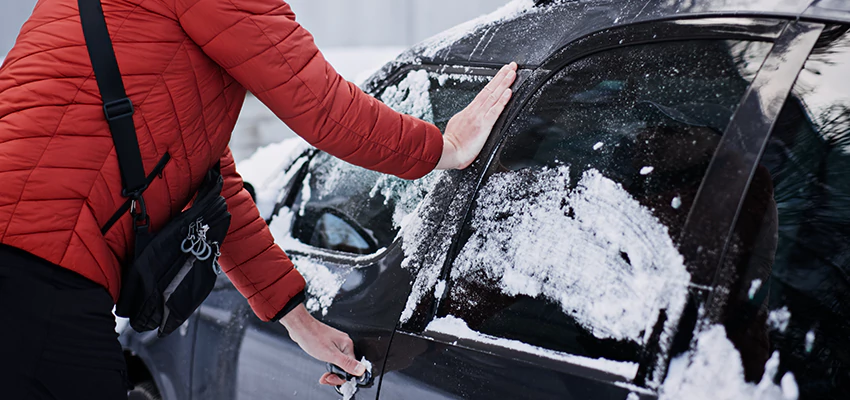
[288,71,490,255]
[437,40,770,371]
[716,29,850,399]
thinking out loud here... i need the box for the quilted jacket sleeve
[176,0,444,180]
[217,148,306,321]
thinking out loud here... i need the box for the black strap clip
[129,195,150,232]
[103,97,134,121]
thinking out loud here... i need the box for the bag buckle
[130,196,149,231]
[103,98,134,121]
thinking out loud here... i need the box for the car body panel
[379,331,651,400]
[377,17,787,398]
[120,313,197,400]
[118,3,850,399]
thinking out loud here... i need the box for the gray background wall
[1,0,510,58]
[1,1,36,60]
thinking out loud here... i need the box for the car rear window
[436,39,771,375]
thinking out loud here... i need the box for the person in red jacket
[0,0,516,398]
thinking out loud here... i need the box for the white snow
[399,205,440,323]
[411,0,539,59]
[235,137,313,218]
[339,357,373,400]
[290,256,346,316]
[781,373,800,400]
[340,378,357,400]
[398,174,463,323]
[660,325,799,400]
[236,137,311,188]
[452,167,690,342]
[626,393,640,400]
[593,142,604,150]
[640,166,655,175]
[671,196,682,209]
[434,279,446,300]
[368,171,443,229]
[360,357,373,375]
[768,306,791,333]
[805,330,815,353]
[297,172,311,217]
[748,279,763,300]
[380,70,434,122]
[426,315,639,379]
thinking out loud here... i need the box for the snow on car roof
[395,0,848,68]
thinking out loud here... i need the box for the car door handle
[327,363,373,395]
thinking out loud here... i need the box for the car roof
[401,0,850,68]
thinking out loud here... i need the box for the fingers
[473,62,517,112]
[483,88,513,126]
[334,348,366,377]
[319,372,347,386]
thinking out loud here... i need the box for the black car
[120,1,850,399]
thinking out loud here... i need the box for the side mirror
[243,181,257,203]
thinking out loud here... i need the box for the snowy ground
[229,46,405,162]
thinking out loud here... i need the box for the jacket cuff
[396,122,444,180]
[269,291,307,323]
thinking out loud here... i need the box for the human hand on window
[280,304,365,386]
[437,62,517,170]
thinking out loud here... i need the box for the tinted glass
[290,71,490,254]
[440,40,770,369]
[721,27,850,399]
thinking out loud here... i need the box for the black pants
[0,245,128,400]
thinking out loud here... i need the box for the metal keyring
[211,243,222,275]
[181,237,195,253]
[192,240,212,260]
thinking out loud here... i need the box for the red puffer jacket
[0,0,442,321]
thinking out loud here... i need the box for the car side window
[438,40,771,369]
[721,27,850,398]
[288,71,491,255]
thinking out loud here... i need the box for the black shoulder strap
[78,0,148,196]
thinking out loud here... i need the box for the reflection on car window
[290,71,490,255]
[722,28,850,399]
[440,40,771,368]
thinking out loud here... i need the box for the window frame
[403,17,798,389]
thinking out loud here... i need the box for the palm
[437,62,518,170]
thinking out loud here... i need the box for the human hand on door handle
[280,304,365,386]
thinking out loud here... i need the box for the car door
[378,18,785,399]
[713,25,850,400]
[191,67,495,400]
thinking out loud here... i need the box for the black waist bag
[79,0,230,336]
[115,168,231,336]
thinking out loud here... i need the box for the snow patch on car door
[426,315,640,379]
[660,325,799,400]
[453,166,691,343]
[290,256,349,316]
